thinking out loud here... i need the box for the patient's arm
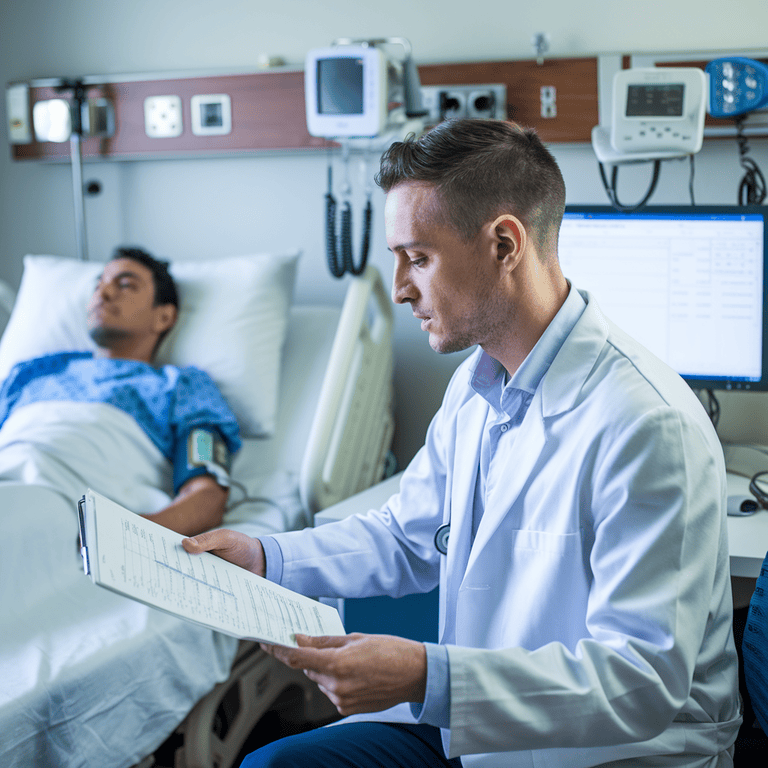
[141,474,228,536]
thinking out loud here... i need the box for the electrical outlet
[540,86,557,118]
[421,84,507,124]
[144,95,183,138]
[468,88,504,119]
[440,90,467,119]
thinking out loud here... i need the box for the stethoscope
[434,523,450,555]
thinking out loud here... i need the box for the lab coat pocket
[504,527,589,649]
[456,527,588,649]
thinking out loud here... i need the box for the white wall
[2,0,768,463]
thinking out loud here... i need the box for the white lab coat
[273,290,741,767]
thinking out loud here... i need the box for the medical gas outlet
[420,84,507,124]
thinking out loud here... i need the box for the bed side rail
[299,265,394,515]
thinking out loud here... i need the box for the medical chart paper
[78,489,344,646]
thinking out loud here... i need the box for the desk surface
[727,473,768,578]
[316,472,768,579]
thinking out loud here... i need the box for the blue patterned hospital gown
[0,352,241,490]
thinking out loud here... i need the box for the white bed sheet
[1,551,237,767]
[0,306,344,768]
[0,410,305,768]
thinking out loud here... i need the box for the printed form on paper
[79,489,344,646]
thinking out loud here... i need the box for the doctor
[184,119,741,767]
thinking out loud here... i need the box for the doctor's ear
[490,215,526,268]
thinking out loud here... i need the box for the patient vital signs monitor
[559,206,768,390]
[306,45,390,138]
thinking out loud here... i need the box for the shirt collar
[470,283,586,414]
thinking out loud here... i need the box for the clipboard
[77,488,344,646]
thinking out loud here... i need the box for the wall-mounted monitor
[305,46,388,138]
[559,205,768,391]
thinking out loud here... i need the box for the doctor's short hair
[111,246,178,309]
[376,119,567,254]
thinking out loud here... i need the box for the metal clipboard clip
[77,494,90,574]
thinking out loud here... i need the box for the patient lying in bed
[0,247,241,535]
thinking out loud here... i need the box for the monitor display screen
[317,57,364,115]
[559,205,768,390]
[625,83,685,117]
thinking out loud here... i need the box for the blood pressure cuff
[173,427,232,493]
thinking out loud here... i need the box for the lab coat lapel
[440,395,486,643]
[463,398,546,578]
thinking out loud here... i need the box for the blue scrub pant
[239,722,463,767]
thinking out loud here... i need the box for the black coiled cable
[326,165,372,278]
[735,116,767,205]
[598,160,662,213]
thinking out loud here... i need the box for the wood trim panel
[418,58,599,143]
[11,57,600,162]
[12,70,330,162]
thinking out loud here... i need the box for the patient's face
[87,258,174,351]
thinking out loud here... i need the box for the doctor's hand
[181,528,266,577]
[261,632,427,716]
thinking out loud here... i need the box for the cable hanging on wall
[734,116,767,205]
[325,145,372,278]
[597,159,662,213]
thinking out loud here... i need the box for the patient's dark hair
[376,119,566,256]
[112,246,178,308]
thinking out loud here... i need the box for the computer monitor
[558,205,768,391]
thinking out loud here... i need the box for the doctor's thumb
[181,531,217,554]
[295,633,352,649]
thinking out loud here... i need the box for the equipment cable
[734,116,767,205]
[688,154,696,206]
[226,479,291,530]
[702,388,721,429]
[599,160,662,213]
[325,148,372,278]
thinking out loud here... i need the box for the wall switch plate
[190,93,232,136]
[144,95,183,138]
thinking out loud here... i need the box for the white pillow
[0,252,300,437]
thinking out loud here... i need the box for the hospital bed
[0,254,394,768]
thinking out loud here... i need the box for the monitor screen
[317,57,364,116]
[625,83,685,117]
[559,205,768,391]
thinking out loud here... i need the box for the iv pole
[55,80,90,261]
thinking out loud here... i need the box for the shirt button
[500,424,509,432]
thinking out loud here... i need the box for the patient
[0,247,241,535]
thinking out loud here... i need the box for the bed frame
[141,265,395,768]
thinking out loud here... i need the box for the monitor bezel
[561,204,768,392]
